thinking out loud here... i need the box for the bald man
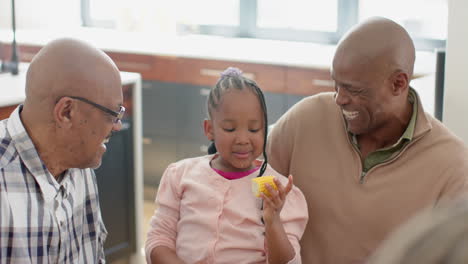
[0,38,123,263]
[267,17,468,264]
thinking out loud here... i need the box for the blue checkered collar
[6,105,72,202]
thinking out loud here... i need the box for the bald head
[20,38,123,174]
[24,38,121,118]
[333,17,415,79]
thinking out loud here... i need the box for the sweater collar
[411,87,432,139]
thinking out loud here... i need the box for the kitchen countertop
[0,28,436,74]
[0,64,29,107]
[0,63,141,107]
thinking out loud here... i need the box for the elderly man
[0,38,124,263]
[267,17,468,263]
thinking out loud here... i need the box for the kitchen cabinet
[0,105,17,120]
[264,91,287,125]
[286,94,307,110]
[174,57,286,93]
[142,81,181,137]
[142,80,211,187]
[285,66,335,95]
[178,83,210,142]
[95,121,135,262]
[143,135,178,187]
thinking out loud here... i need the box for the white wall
[0,0,81,30]
[444,0,468,143]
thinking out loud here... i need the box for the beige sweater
[267,92,468,264]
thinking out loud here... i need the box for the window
[81,0,116,28]
[178,0,239,26]
[254,0,345,43]
[359,0,447,50]
[176,0,240,36]
[257,0,338,32]
[81,0,447,51]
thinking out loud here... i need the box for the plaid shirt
[0,106,107,263]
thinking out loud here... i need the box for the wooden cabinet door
[264,91,287,125]
[142,81,181,137]
[286,67,335,95]
[95,121,136,261]
[0,105,17,120]
[143,135,178,187]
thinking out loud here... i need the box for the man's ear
[204,119,214,141]
[391,71,409,96]
[53,97,74,129]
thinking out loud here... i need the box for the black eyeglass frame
[68,96,125,123]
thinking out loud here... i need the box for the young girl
[145,67,308,264]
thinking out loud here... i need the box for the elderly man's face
[331,57,394,136]
[71,94,123,169]
[64,67,123,169]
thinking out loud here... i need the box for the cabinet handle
[312,79,335,87]
[200,68,256,80]
[199,145,208,153]
[143,137,153,145]
[116,61,152,71]
[200,88,210,96]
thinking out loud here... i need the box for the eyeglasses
[68,96,125,123]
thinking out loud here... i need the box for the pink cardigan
[145,155,308,263]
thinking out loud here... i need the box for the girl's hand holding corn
[260,175,294,225]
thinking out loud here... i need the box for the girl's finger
[265,183,282,207]
[274,178,286,201]
[260,193,274,208]
[284,174,294,195]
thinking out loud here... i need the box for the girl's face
[204,88,265,172]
